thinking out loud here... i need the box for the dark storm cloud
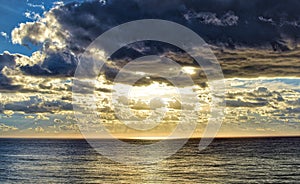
[10,0,300,80]
[0,73,20,91]
[0,52,21,90]
[0,52,16,70]
[47,0,300,51]
[20,50,78,76]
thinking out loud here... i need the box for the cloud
[0,32,9,39]
[0,73,20,91]
[7,0,300,82]
[225,86,282,107]
[184,11,239,26]
[3,95,73,114]
[0,52,23,90]
[222,80,300,134]
[0,76,299,136]
[0,123,18,132]
[27,2,45,10]
[168,98,182,109]
[11,21,67,47]
[0,51,16,71]
[34,126,44,132]
[24,10,41,20]
[11,0,300,49]
[0,51,74,92]
[20,50,78,76]
[216,48,300,78]
[1,0,300,137]
[225,79,300,113]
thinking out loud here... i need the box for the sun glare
[181,66,197,75]
[128,82,179,100]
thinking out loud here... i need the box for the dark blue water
[0,138,299,183]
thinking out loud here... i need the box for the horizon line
[0,135,299,140]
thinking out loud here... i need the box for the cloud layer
[4,0,300,86]
[1,78,299,136]
[0,0,300,137]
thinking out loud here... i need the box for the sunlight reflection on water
[0,138,299,183]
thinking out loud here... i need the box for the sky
[0,0,299,138]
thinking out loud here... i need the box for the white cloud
[0,32,9,39]
[27,2,45,10]
[24,10,41,20]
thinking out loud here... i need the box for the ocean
[0,138,299,183]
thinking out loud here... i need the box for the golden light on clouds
[181,66,197,75]
[128,82,179,100]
